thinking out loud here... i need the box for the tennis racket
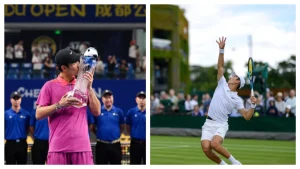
[248,57,254,103]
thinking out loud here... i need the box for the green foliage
[190,60,234,91]
[189,55,296,92]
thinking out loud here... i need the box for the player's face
[228,75,240,91]
[10,97,22,107]
[102,95,114,108]
[136,96,146,108]
[68,62,79,76]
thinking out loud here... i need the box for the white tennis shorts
[201,119,229,141]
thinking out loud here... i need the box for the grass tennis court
[150,136,296,165]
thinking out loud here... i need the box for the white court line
[151,148,295,159]
[151,141,295,149]
[151,144,295,153]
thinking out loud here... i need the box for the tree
[190,60,234,91]
[244,55,295,89]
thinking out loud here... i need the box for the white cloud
[179,4,296,76]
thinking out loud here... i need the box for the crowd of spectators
[151,88,296,118]
[5,40,146,80]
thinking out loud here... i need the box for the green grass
[150,135,296,165]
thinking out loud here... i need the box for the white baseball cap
[237,75,245,89]
[230,72,245,89]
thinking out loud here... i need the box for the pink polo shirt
[36,76,91,153]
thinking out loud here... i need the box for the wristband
[55,103,62,111]
[250,104,256,109]
[219,49,224,54]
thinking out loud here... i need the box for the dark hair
[236,76,241,90]
[57,64,70,72]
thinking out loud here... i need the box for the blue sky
[178,4,296,76]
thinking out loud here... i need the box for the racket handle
[251,89,254,97]
[251,89,255,104]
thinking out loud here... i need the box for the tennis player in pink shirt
[36,48,101,165]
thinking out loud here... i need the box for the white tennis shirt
[208,76,244,122]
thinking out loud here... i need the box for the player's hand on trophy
[84,70,94,89]
[216,36,227,49]
[59,93,82,107]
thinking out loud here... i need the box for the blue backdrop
[5,4,146,23]
[5,80,146,113]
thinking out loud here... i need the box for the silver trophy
[67,47,98,108]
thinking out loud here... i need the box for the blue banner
[5,4,146,23]
[5,80,146,113]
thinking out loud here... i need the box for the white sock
[219,160,228,165]
[228,155,236,163]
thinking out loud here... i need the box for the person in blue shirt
[29,109,49,164]
[126,91,146,165]
[92,90,125,164]
[5,91,30,165]
[87,108,95,137]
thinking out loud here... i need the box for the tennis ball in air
[254,112,259,117]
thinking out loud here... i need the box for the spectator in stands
[119,59,128,79]
[79,42,88,54]
[92,90,124,165]
[135,45,141,71]
[160,91,173,114]
[94,57,104,79]
[177,93,186,113]
[128,40,137,70]
[107,55,116,79]
[43,54,53,79]
[283,91,289,101]
[266,100,279,116]
[185,94,193,112]
[254,97,264,116]
[265,91,275,109]
[32,49,43,75]
[203,93,211,115]
[191,105,203,116]
[31,44,39,53]
[275,92,286,115]
[5,91,30,165]
[29,109,49,164]
[39,43,51,61]
[14,40,24,63]
[283,105,294,118]
[151,94,161,115]
[5,43,14,63]
[169,89,178,111]
[190,94,199,111]
[286,89,296,116]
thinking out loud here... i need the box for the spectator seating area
[5,62,136,80]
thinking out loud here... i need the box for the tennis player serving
[201,37,257,165]
[36,48,101,165]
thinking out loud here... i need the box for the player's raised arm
[216,37,226,81]
[238,96,257,120]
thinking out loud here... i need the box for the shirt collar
[56,75,76,86]
[136,106,146,113]
[10,108,22,114]
[102,105,115,112]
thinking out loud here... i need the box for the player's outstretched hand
[216,36,227,49]
[250,96,257,104]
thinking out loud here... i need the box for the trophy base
[67,90,88,108]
